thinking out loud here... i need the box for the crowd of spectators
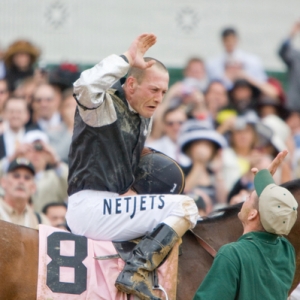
[147,21,300,217]
[0,21,299,232]
[0,38,80,230]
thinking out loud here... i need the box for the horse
[0,179,300,300]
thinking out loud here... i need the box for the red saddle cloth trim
[37,225,179,300]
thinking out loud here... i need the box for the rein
[190,230,217,258]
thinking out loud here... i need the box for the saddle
[37,225,180,300]
[113,239,140,261]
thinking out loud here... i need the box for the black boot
[115,223,179,300]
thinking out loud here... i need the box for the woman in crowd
[4,40,40,92]
[178,119,228,209]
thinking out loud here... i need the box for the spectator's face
[25,142,48,172]
[14,80,36,105]
[2,168,35,201]
[12,52,31,70]
[231,124,256,150]
[45,206,67,228]
[163,109,186,142]
[184,61,206,81]
[126,66,169,118]
[286,112,300,135]
[259,105,278,118]
[60,95,77,127]
[232,86,252,103]
[32,85,60,120]
[222,34,238,53]
[205,82,228,113]
[0,80,9,109]
[188,140,216,163]
[4,99,29,131]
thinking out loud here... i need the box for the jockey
[66,33,198,300]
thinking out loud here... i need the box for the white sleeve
[73,54,130,109]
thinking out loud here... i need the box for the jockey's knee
[181,196,198,228]
[163,196,198,237]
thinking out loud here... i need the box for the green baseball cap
[254,169,298,235]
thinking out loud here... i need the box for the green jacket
[193,231,295,300]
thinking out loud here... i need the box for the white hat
[255,122,287,153]
[261,115,290,142]
[178,119,227,153]
[260,115,290,152]
[23,130,49,144]
[254,169,298,235]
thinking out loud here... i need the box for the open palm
[124,33,157,69]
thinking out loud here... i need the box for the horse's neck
[193,211,243,251]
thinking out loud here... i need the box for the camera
[33,142,43,151]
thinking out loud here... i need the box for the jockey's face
[126,66,169,118]
[2,168,36,201]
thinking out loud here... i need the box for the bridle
[190,230,217,258]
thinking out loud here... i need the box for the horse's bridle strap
[190,230,217,258]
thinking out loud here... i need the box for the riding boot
[115,223,182,300]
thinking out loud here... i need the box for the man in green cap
[193,150,298,300]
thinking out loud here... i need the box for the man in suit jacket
[0,97,32,160]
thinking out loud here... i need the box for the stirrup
[152,285,168,300]
[152,268,169,300]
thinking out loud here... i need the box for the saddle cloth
[37,225,180,300]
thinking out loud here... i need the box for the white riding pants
[66,190,198,241]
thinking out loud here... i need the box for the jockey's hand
[251,150,288,176]
[123,33,157,69]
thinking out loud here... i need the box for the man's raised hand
[123,33,157,69]
[251,150,288,176]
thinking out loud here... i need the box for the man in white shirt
[206,27,267,89]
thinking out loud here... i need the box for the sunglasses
[165,121,184,126]
[12,172,33,181]
[33,97,54,103]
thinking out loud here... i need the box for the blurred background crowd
[0,18,300,232]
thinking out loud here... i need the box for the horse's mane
[281,179,300,193]
[197,202,242,224]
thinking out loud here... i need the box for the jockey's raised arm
[73,55,129,109]
[73,33,157,110]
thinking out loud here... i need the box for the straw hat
[4,40,41,67]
